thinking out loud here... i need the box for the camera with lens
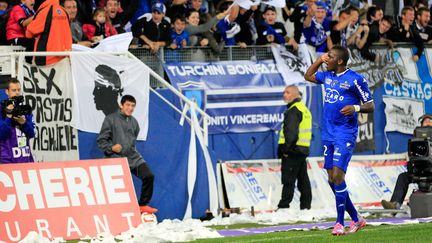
[1,96,32,117]
[407,126,432,192]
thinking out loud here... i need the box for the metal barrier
[128,43,431,88]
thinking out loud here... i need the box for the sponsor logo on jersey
[340,81,350,89]
[354,79,370,101]
[325,88,345,103]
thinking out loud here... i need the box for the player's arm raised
[304,53,329,83]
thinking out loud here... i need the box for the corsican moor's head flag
[70,53,150,140]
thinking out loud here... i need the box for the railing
[129,46,275,88]
[128,43,425,88]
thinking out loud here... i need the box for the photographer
[381,114,432,209]
[0,78,35,163]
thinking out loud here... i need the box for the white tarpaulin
[220,154,409,210]
[70,53,150,140]
[18,58,80,162]
[383,96,424,134]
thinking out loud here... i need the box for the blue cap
[152,3,165,14]
[315,1,327,9]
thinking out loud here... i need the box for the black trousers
[390,171,411,205]
[278,154,312,209]
[130,163,154,206]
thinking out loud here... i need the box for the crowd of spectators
[0,0,432,62]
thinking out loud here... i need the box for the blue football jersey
[315,69,373,142]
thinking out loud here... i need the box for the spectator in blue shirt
[170,15,189,49]
[256,5,298,48]
[303,1,332,54]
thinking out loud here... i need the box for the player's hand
[412,55,419,62]
[320,53,329,63]
[13,115,26,125]
[112,144,123,153]
[340,105,355,116]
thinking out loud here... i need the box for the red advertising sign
[0,158,142,242]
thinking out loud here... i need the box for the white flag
[272,43,312,86]
[234,0,260,9]
[72,33,133,52]
[234,0,286,9]
[261,0,286,8]
[70,53,150,140]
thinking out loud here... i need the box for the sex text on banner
[70,53,150,141]
[219,154,408,211]
[164,60,313,134]
[0,158,141,242]
[18,58,79,162]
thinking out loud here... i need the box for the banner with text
[220,154,408,210]
[0,158,141,242]
[377,48,432,132]
[18,59,79,162]
[380,48,432,114]
[347,47,431,136]
[164,60,312,133]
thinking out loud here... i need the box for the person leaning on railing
[6,0,35,61]
[414,7,432,44]
[360,15,393,63]
[62,0,92,48]
[184,8,227,53]
[387,6,424,62]
[131,2,171,54]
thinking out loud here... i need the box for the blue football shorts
[323,140,355,173]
